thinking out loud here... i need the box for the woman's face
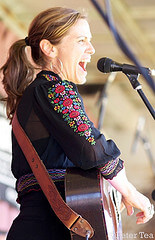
[54,19,95,84]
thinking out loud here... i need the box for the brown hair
[1,7,86,121]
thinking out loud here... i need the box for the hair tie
[25,37,30,46]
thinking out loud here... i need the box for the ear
[39,39,57,58]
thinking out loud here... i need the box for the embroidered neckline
[42,73,96,145]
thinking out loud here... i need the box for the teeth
[81,59,91,63]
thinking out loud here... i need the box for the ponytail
[1,39,35,122]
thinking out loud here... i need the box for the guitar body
[65,168,122,240]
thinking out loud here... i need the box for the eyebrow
[77,35,92,40]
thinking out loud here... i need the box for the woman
[1,7,154,240]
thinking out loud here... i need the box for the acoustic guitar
[65,168,122,240]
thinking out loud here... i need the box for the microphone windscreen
[97,57,112,73]
[152,189,155,201]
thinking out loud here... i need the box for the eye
[78,37,92,45]
[79,39,85,43]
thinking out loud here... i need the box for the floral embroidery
[55,85,65,93]
[78,123,89,132]
[43,73,96,145]
[63,98,73,107]
[69,111,80,118]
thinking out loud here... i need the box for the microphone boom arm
[125,73,155,119]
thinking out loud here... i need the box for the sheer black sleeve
[34,75,123,179]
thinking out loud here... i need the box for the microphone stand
[141,133,155,202]
[131,116,155,176]
[131,116,155,201]
[97,73,117,130]
[140,135,155,175]
[97,84,108,131]
[125,73,155,120]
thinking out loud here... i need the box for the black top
[12,70,123,180]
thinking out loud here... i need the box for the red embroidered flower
[63,98,73,107]
[55,85,65,93]
[62,109,69,114]
[69,90,75,95]
[54,98,60,103]
[78,124,89,132]
[69,111,80,118]
[74,105,80,109]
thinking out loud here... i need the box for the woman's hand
[121,187,154,224]
[107,168,154,224]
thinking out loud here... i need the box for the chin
[76,77,87,85]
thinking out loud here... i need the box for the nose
[87,42,95,55]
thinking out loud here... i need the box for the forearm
[107,167,136,197]
[107,167,154,224]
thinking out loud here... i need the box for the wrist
[107,168,137,197]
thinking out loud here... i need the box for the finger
[136,216,150,224]
[136,214,148,224]
[126,205,134,216]
[122,199,134,216]
[136,210,153,224]
[137,218,146,224]
[136,212,145,217]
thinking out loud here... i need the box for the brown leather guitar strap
[12,112,94,239]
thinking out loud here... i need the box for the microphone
[97,57,154,76]
[152,189,155,201]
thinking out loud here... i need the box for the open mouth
[79,61,86,71]
[79,59,91,72]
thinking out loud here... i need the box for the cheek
[58,46,84,77]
